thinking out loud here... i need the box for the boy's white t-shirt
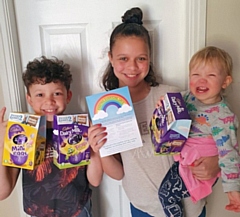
[121,85,205,217]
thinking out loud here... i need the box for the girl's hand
[88,123,107,153]
[88,123,124,180]
[189,156,220,180]
[226,191,240,212]
[156,96,164,108]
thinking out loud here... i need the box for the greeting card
[86,86,142,157]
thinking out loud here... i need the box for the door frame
[0,0,206,114]
[0,0,27,113]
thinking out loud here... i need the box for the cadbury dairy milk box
[150,92,191,155]
[53,114,90,169]
[2,112,46,170]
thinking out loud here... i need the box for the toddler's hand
[88,124,107,153]
[226,191,240,212]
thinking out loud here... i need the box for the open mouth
[196,87,209,92]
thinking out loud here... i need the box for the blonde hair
[189,46,233,76]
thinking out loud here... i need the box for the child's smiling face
[108,36,150,90]
[26,81,72,122]
[189,60,232,104]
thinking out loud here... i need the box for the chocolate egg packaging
[150,93,191,155]
[53,114,90,169]
[2,112,46,169]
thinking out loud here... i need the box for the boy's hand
[88,124,107,153]
[0,107,7,148]
[226,191,240,212]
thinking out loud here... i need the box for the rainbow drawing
[94,93,129,114]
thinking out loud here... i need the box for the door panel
[5,1,206,216]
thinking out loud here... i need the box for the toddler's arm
[225,191,240,212]
[0,107,20,200]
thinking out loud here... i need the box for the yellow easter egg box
[2,112,46,170]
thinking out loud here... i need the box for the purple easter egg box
[53,114,90,169]
[150,92,191,155]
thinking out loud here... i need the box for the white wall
[206,0,240,216]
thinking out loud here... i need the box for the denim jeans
[198,206,206,217]
[130,203,206,217]
[130,203,153,217]
[78,199,92,217]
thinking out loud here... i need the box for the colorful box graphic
[2,112,46,170]
[150,92,191,155]
[53,114,90,169]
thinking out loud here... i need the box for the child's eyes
[35,92,63,97]
[209,74,216,77]
[119,57,127,61]
[119,57,147,61]
[54,92,63,96]
[36,93,43,97]
[138,57,147,61]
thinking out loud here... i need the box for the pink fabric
[174,137,220,202]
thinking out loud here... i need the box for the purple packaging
[53,114,90,169]
[150,92,191,155]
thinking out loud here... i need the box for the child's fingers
[225,204,240,212]
[156,100,163,108]
[88,124,107,152]
[156,96,165,108]
[91,137,107,153]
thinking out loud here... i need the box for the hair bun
[121,7,143,25]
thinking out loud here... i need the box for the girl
[89,7,219,217]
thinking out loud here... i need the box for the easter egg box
[150,92,191,155]
[2,112,46,170]
[53,114,90,169]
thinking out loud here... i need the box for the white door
[0,0,206,216]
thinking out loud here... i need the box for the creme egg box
[53,114,90,169]
[2,112,46,170]
[150,92,191,155]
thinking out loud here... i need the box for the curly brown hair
[102,7,159,90]
[22,56,72,94]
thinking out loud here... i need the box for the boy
[0,56,102,217]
